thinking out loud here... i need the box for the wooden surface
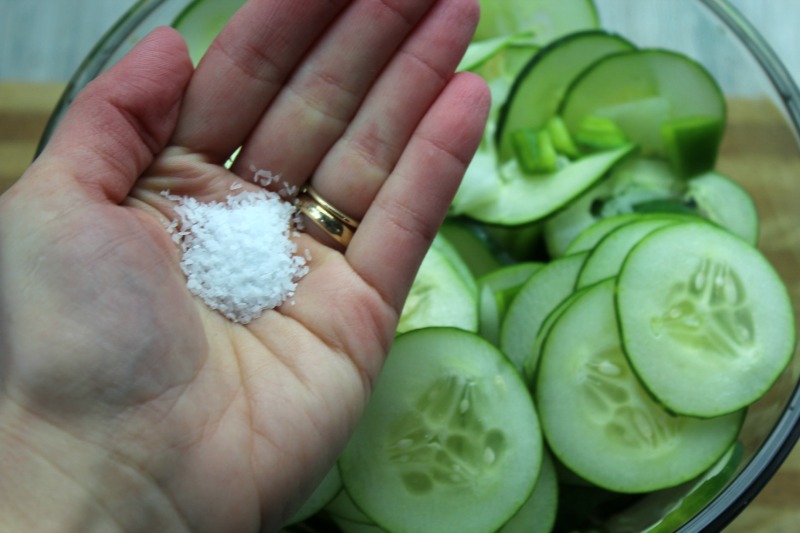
[3,86,800,531]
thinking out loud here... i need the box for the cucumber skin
[496,30,636,162]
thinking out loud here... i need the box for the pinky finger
[345,72,490,313]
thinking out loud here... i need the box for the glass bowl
[38,1,800,531]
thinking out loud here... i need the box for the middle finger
[231,0,438,183]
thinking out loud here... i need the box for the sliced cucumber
[500,252,588,373]
[339,328,542,533]
[617,222,796,417]
[686,171,759,245]
[325,489,374,525]
[499,449,558,533]
[543,156,685,257]
[524,284,589,385]
[330,516,386,533]
[576,215,687,288]
[559,49,726,175]
[537,279,743,493]
[464,145,633,226]
[458,31,534,73]
[478,262,544,346]
[605,441,742,533]
[475,0,599,45]
[172,0,246,65]
[397,235,478,334]
[284,465,341,526]
[496,31,635,163]
[564,213,642,255]
[438,221,504,279]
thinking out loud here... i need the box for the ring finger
[295,0,480,229]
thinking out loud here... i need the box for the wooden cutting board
[2,82,800,530]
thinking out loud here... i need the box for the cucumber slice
[559,49,726,173]
[525,284,589,385]
[172,0,245,65]
[339,328,542,533]
[284,465,342,526]
[564,213,642,255]
[605,441,742,533]
[543,156,684,257]
[686,171,759,246]
[617,222,796,417]
[496,31,635,163]
[457,31,534,73]
[325,489,374,525]
[536,279,744,493]
[475,0,599,44]
[478,262,544,346]
[464,145,633,226]
[438,221,504,279]
[500,252,588,373]
[576,215,688,288]
[330,516,386,533]
[499,449,558,533]
[397,235,478,334]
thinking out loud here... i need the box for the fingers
[34,27,193,204]
[346,72,490,312]
[305,0,481,222]
[229,0,438,182]
[169,0,352,161]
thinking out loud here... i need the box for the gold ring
[304,186,360,229]
[296,189,359,247]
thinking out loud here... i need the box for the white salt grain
[166,189,309,324]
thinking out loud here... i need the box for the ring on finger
[297,186,360,247]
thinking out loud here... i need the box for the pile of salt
[165,188,309,324]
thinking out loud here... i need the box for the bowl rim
[682,3,800,529]
[36,0,166,154]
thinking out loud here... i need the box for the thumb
[34,26,194,204]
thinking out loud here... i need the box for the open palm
[0,0,488,531]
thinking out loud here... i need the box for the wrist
[0,399,189,533]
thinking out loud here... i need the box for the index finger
[170,0,351,161]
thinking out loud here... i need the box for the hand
[0,0,489,531]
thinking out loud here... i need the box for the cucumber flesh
[544,156,684,257]
[559,49,726,174]
[576,215,687,288]
[524,284,589,384]
[325,490,374,525]
[500,252,588,373]
[497,31,635,163]
[438,222,504,279]
[564,213,642,255]
[397,235,478,334]
[475,0,599,45]
[686,171,759,246]
[284,465,341,526]
[536,279,744,493]
[605,442,742,533]
[172,0,246,65]
[458,31,535,73]
[499,450,558,533]
[339,328,542,533]
[464,145,634,226]
[478,262,544,347]
[617,222,796,417]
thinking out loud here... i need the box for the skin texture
[0,0,490,531]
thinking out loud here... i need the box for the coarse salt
[165,187,309,324]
